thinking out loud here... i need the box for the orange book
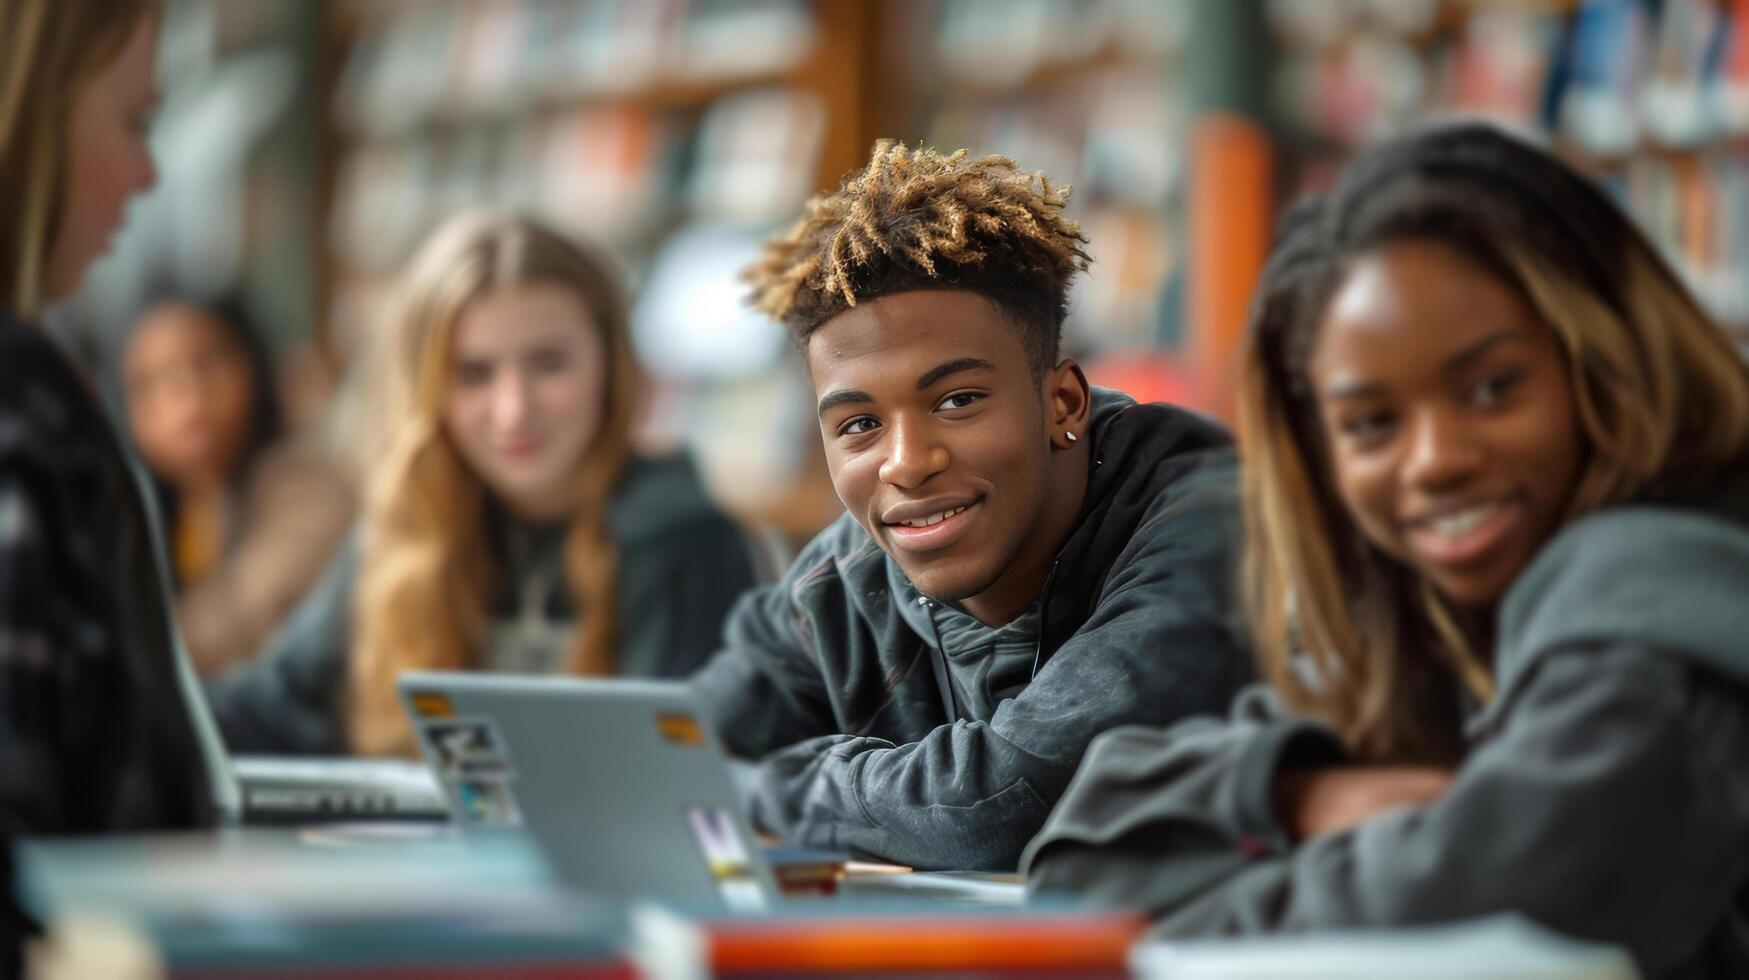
[676,908,1147,976]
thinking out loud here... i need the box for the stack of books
[634,901,1147,979]
[17,830,635,978]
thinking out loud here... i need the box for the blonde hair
[1242,124,1749,761]
[0,0,156,317]
[349,212,637,755]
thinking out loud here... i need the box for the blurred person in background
[0,0,216,971]
[123,293,354,676]
[1025,123,1749,979]
[210,211,759,757]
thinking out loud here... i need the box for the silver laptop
[396,672,780,911]
[228,755,447,823]
[130,453,447,826]
[174,643,447,824]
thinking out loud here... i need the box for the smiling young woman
[1305,240,1584,619]
[207,212,759,757]
[1025,123,1749,979]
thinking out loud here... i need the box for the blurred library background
[60,0,1749,547]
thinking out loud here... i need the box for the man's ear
[1046,360,1091,451]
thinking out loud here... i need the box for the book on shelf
[1558,0,1648,155]
[335,0,818,138]
[685,87,826,225]
[1265,0,1749,341]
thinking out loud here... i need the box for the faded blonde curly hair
[745,141,1091,373]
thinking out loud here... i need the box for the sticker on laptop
[406,690,456,719]
[416,716,515,778]
[685,805,767,912]
[452,777,522,827]
[655,712,704,746]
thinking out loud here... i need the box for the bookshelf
[320,0,872,348]
[320,0,1206,360]
[317,0,890,538]
[1267,0,1749,343]
[891,0,1197,386]
[317,0,1229,540]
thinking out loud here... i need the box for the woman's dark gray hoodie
[1024,464,1749,980]
[208,452,757,754]
[691,388,1254,872]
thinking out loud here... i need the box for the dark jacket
[0,313,215,833]
[208,453,758,754]
[1024,463,1749,980]
[691,388,1253,871]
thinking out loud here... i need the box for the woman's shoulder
[1498,477,1749,695]
[606,451,739,546]
[0,318,115,473]
[0,314,73,385]
[0,319,80,431]
[1506,450,1749,620]
[1648,453,1749,530]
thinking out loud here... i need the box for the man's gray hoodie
[690,388,1253,872]
[1023,463,1749,980]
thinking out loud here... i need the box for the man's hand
[1275,766,1454,841]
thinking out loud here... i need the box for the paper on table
[1131,914,1637,980]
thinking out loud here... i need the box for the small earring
[1064,431,1078,444]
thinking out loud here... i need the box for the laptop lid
[126,454,243,822]
[397,671,779,912]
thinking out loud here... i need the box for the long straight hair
[1240,123,1749,761]
[0,0,157,317]
[349,212,637,756]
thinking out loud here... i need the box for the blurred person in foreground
[1024,123,1749,979]
[210,211,758,757]
[690,144,1252,872]
[0,0,215,972]
[0,0,212,837]
[123,293,353,676]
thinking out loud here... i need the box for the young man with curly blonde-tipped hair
[692,143,1251,870]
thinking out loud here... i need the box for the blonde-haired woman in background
[211,211,758,756]
[1025,123,1749,977]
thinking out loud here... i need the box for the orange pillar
[1187,114,1272,426]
